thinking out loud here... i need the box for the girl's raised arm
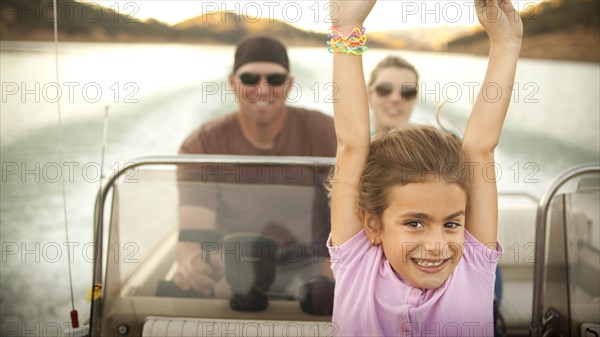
[462,0,523,245]
[329,0,376,245]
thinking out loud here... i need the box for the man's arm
[174,136,223,295]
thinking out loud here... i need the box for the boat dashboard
[84,156,599,337]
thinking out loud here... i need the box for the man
[179,35,336,156]
[174,35,336,298]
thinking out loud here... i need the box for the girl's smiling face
[372,181,466,289]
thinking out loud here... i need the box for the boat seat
[497,206,537,267]
[499,281,533,336]
[496,206,536,336]
[141,316,334,337]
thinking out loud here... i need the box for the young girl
[327,0,522,336]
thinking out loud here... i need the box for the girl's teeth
[256,101,269,106]
[414,259,444,267]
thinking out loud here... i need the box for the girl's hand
[475,0,523,46]
[329,0,376,33]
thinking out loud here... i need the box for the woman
[367,55,419,134]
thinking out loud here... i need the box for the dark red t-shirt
[179,106,336,156]
[177,106,336,253]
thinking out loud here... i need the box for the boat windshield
[98,156,337,336]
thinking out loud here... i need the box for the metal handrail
[499,191,539,204]
[88,155,335,337]
[529,163,600,337]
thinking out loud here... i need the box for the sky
[87,0,547,32]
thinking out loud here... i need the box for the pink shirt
[327,229,502,337]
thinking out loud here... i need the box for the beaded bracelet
[327,27,368,55]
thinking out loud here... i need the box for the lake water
[1,41,599,335]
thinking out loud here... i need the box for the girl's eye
[406,221,423,229]
[445,222,462,229]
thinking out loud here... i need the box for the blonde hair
[357,125,468,217]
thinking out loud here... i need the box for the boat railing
[529,163,600,337]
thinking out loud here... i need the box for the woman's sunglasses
[238,72,288,86]
[373,83,419,100]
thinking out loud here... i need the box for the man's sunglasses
[238,72,288,86]
[374,83,419,99]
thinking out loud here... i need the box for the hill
[0,0,180,42]
[446,0,600,63]
[173,11,387,48]
[371,26,476,51]
[1,0,598,63]
[0,0,389,48]
[174,11,323,45]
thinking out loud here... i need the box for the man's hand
[173,242,224,297]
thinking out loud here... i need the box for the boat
[72,155,598,337]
